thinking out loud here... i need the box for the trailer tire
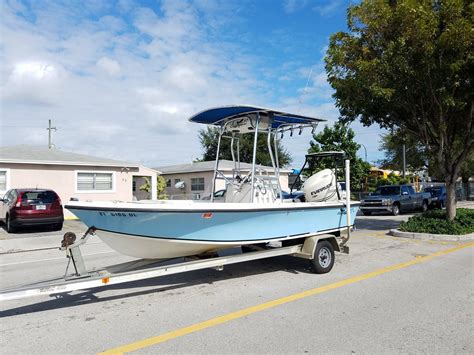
[310,240,335,274]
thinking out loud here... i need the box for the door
[400,185,412,210]
[406,185,418,209]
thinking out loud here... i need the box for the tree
[325,0,473,220]
[139,176,168,200]
[198,127,292,167]
[307,121,371,191]
[378,129,428,173]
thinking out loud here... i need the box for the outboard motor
[303,169,339,202]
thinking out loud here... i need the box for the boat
[65,105,360,259]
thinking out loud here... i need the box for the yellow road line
[100,242,474,355]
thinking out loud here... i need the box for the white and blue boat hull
[66,200,359,259]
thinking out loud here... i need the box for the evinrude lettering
[310,182,332,196]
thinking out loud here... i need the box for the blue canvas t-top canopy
[188,105,325,131]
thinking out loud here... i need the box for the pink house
[0,145,159,218]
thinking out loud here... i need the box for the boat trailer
[0,229,349,302]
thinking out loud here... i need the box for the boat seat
[224,179,276,203]
[225,183,253,203]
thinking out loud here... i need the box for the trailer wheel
[310,240,335,274]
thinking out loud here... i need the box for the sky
[0,0,386,169]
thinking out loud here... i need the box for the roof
[155,160,292,175]
[0,145,140,168]
[188,105,325,129]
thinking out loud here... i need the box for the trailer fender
[295,235,340,260]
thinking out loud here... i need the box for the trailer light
[102,277,110,284]
[202,212,213,219]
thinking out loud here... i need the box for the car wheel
[310,240,335,274]
[440,200,445,209]
[391,203,400,216]
[421,201,428,213]
[361,210,372,216]
[6,215,16,233]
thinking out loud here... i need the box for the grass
[398,208,474,235]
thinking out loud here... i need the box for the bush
[398,208,474,235]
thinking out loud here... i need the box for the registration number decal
[98,211,137,217]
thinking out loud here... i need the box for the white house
[155,160,292,199]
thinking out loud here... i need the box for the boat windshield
[374,186,400,196]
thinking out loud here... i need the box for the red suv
[0,189,64,233]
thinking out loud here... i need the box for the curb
[389,229,474,242]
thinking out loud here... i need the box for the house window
[166,179,171,187]
[191,178,205,191]
[0,170,7,192]
[77,172,113,191]
[174,178,181,184]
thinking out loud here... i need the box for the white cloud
[1,61,66,105]
[0,0,265,166]
[96,57,121,76]
[313,0,344,16]
[283,0,308,14]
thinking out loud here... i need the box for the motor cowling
[303,169,339,202]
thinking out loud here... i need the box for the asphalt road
[0,212,473,354]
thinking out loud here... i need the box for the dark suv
[0,189,64,233]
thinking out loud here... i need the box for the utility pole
[360,143,368,162]
[402,143,406,178]
[47,119,57,149]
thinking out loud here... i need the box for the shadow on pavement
[0,254,313,318]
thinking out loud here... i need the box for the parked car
[278,190,305,201]
[424,185,447,209]
[360,184,432,216]
[0,188,64,233]
[201,189,226,201]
